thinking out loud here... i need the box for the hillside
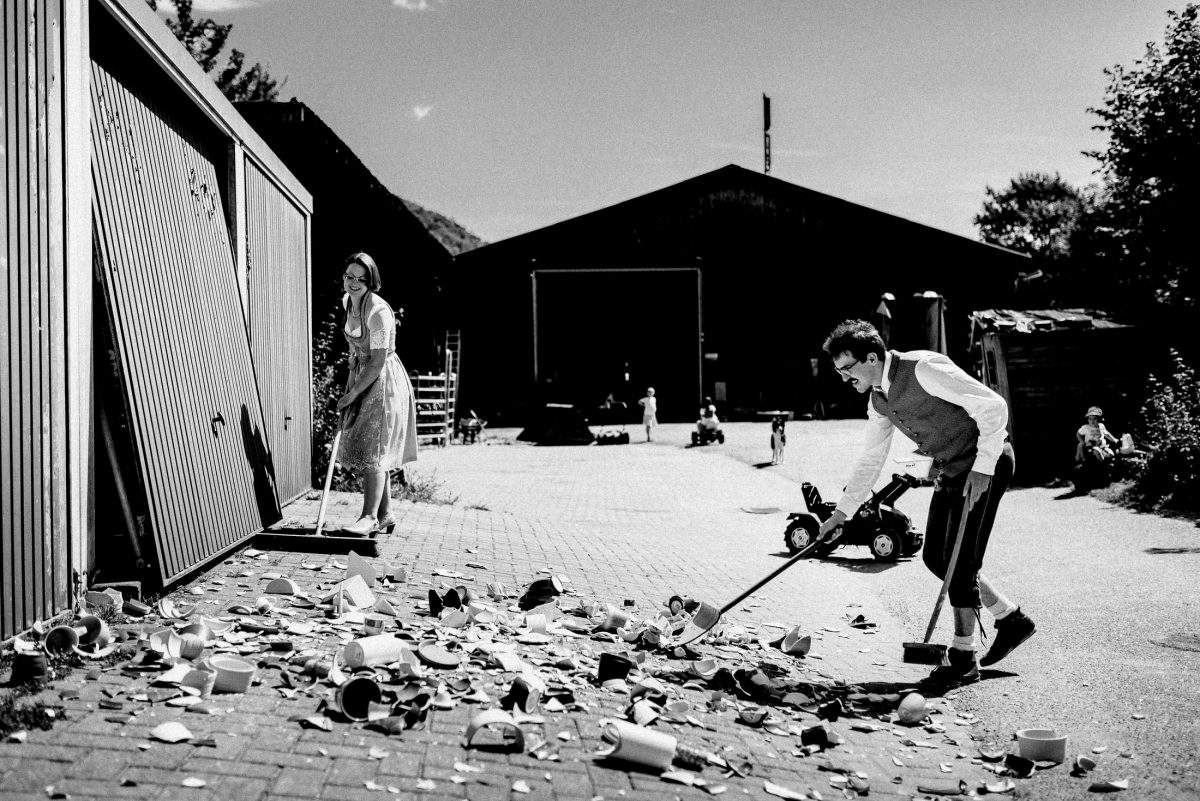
[402,199,487,256]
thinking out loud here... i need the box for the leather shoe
[926,647,979,687]
[980,607,1036,667]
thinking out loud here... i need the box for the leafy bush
[1125,349,1200,513]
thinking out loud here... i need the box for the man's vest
[870,351,980,478]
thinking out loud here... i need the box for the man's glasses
[834,358,860,377]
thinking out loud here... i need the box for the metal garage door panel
[90,53,276,583]
[245,159,311,503]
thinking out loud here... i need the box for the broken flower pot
[1016,728,1067,763]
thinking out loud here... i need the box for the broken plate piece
[1072,754,1097,775]
[150,721,193,743]
[417,640,461,669]
[1088,779,1130,793]
[464,709,525,752]
[763,779,807,800]
[265,577,299,595]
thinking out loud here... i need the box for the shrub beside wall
[1126,350,1200,514]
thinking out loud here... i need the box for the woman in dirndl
[336,252,418,536]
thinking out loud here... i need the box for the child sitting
[1076,406,1119,465]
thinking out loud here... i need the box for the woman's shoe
[373,513,397,534]
[341,515,377,537]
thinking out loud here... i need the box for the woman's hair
[822,319,886,360]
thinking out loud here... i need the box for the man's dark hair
[822,319,886,360]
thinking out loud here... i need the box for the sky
[171,1,1189,244]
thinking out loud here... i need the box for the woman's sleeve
[366,302,393,350]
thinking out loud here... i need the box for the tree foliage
[1084,4,1200,311]
[974,172,1085,262]
[146,0,284,102]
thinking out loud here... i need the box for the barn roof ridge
[459,163,1027,260]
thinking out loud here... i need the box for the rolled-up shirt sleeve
[915,355,1009,476]
[835,402,895,518]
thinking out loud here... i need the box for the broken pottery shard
[916,779,968,796]
[319,574,375,609]
[598,720,676,770]
[464,709,525,752]
[763,780,807,800]
[1089,779,1130,793]
[265,577,299,595]
[347,552,377,587]
[150,721,193,743]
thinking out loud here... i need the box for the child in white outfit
[638,388,658,442]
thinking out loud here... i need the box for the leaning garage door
[90,42,277,583]
[245,159,311,505]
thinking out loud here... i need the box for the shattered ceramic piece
[1088,779,1130,793]
[598,720,676,770]
[779,626,812,656]
[763,780,807,800]
[150,721,193,743]
[417,640,461,669]
[346,552,377,587]
[205,654,256,693]
[1016,728,1067,763]
[319,574,375,609]
[464,709,525,752]
[265,578,300,595]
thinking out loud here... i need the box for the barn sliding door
[89,44,278,583]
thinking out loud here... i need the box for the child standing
[638,387,658,442]
[771,416,787,464]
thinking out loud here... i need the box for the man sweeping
[817,320,1035,685]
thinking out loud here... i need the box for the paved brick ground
[1,430,1000,801]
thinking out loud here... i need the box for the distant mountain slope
[402,199,487,256]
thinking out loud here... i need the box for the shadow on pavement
[753,461,775,469]
[766,550,907,574]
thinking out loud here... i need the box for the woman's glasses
[343,272,368,286]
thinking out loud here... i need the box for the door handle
[284,414,292,431]
[211,412,226,437]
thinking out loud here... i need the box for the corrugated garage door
[1,0,73,641]
[89,44,278,583]
[246,158,311,504]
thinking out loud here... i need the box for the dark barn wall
[455,166,1026,424]
[235,101,452,373]
[997,327,1149,482]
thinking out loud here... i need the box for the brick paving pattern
[0,435,1001,800]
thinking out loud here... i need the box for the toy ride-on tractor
[691,425,725,446]
[783,473,924,561]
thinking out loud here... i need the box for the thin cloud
[413,105,433,120]
[394,0,431,10]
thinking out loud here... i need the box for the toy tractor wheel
[783,515,821,554]
[870,529,902,561]
[717,431,725,444]
[691,431,700,446]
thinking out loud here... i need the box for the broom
[902,502,974,664]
